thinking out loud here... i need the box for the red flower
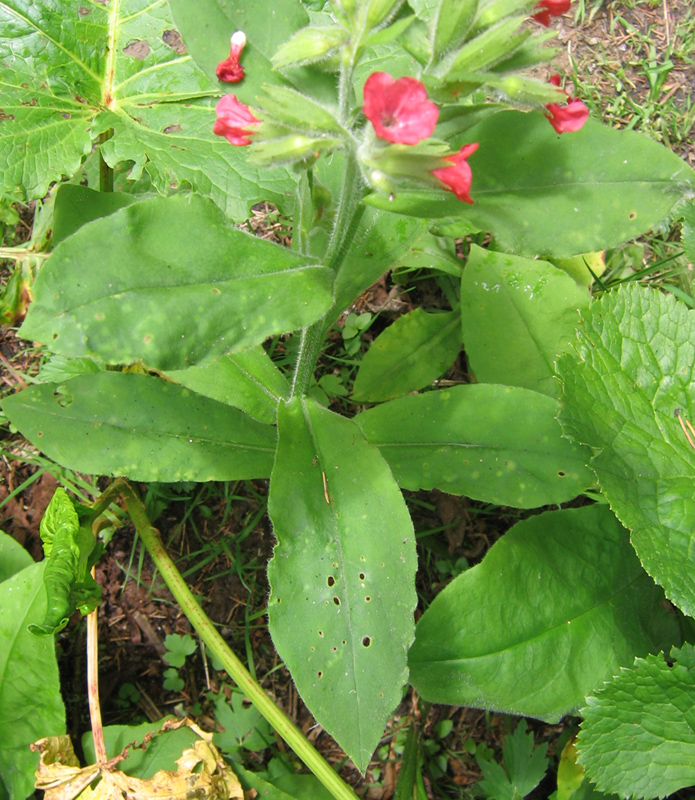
[363,72,439,145]
[532,0,571,25]
[216,30,246,83]
[431,143,479,204]
[213,95,260,145]
[544,74,589,133]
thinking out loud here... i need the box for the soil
[1,2,694,798]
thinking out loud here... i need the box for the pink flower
[363,72,439,145]
[431,143,479,204]
[213,95,260,145]
[532,0,571,25]
[216,30,246,83]
[544,74,589,133]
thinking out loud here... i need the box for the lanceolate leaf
[356,384,593,508]
[1,372,277,482]
[578,644,695,800]
[460,244,590,396]
[364,113,695,257]
[0,563,66,800]
[267,397,417,773]
[557,284,695,617]
[0,0,295,214]
[19,195,334,371]
[352,309,461,402]
[408,505,679,722]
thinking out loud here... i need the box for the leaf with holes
[460,244,590,396]
[356,384,593,508]
[1,372,277,482]
[578,644,695,800]
[267,397,417,773]
[364,113,695,257]
[0,0,295,215]
[408,505,679,721]
[557,284,695,617]
[352,309,461,402]
[18,195,334,371]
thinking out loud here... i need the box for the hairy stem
[97,130,114,193]
[117,483,359,800]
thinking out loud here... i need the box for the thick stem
[119,484,359,800]
[87,604,107,764]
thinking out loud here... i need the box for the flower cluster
[545,74,590,134]
[362,72,479,203]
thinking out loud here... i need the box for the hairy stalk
[291,151,363,398]
[117,483,359,800]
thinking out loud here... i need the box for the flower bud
[272,26,348,69]
[249,134,344,165]
[365,0,402,27]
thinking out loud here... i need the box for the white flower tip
[231,30,246,48]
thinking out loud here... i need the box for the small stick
[322,471,330,504]
[676,411,695,450]
[87,574,107,765]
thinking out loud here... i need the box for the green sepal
[272,26,348,69]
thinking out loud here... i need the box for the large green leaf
[352,309,461,402]
[1,372,277,481]
[557,284,695,617]
[0,0,295,215]
[267,397,417,773]
[0,530,33,583]
[408,505,678,721]
[460,244,590,396]
[356,384,593,508]
[364,112,695,257]
[19,195,333,371]
[167,0,310,106]
[52,184,138,246]
[166,347,289,424]
[578,644,695,800]
[0,563,65,800]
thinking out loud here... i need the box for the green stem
[97,129,114,193]
[118,483,359,800]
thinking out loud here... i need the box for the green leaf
[364,113,695,257]
[408,505,677,722]
[557,284,695,616]
[0,563,65,800]
[682,199,695,263]
[52,184,138,246]
[577,644,695,800]
[82,718,198,778]
[19,195,334,371]
[29,487,100,635]
[166,347,289,424]
[213,691,273,757]
[236,760,336,800]
[0,530,33,583]
[477,722,549,800]
[352,309,460,402]
[1,372,277,482]
[168,0,310,105]
[0,0,296,213]
[356,384,593,508]
[163,633,197,667]
[267,397,417,773]
[460,245,590,396]
[398,232,464,277]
